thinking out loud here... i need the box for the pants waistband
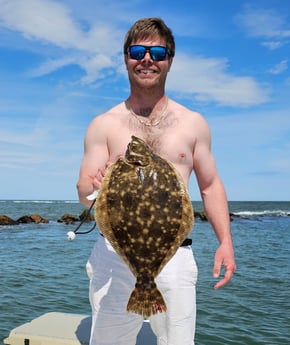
[100,233,192,247]
[180,238,192,246]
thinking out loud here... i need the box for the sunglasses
[127,45,171,61]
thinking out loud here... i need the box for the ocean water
[0,200,289,345]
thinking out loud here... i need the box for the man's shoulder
[91,102,126,123]
[168,100,210,138]
[170,99,203,116]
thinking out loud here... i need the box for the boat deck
[4,312,157,345]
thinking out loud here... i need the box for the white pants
[86,235,198,345]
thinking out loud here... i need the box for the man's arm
[77,116,110,207]
[201,174,236,289]
[193,116,236,289]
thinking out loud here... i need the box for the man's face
[124,36,173,91]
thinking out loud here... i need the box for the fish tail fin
[126,281,167,318]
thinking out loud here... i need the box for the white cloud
[268,60,288,75]
[28,56,77,77]
[27,53,119,83]
[0,0,123,52]
[0,0,271,107]
[79,54,119,84]
[0,0,125,84]
[236,6,290,49]
[167,54,269,106]
[0,0,84,48]
[261,41,283,50]
[237,6,290,38]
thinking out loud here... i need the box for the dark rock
[229,212,237,221]
[31,214,49,223]
[58,214,79,224]
[194,210,208,221]
[17,215,35,223]
[17,214,48,224]
[0,215,18,226]
[79,209,94,222]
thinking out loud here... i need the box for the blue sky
[0,0,289,201]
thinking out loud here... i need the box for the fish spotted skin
[95,136,194,317]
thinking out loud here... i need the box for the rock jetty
[0,209,216,226]
[0,208,95,226]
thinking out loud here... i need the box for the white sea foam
[233,210,290,217]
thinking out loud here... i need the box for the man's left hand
[213,242,236,289]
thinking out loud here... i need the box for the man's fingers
[213,260,222,278]
[214,265,236,289]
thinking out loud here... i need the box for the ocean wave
[12,200,79,204]
[232,210,290,217]
[13,200,55,204]
[63,200,79,204]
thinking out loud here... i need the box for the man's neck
[128,92,166,113]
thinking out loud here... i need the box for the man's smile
[138,69,155,75]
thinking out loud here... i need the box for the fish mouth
[125,136,150,166]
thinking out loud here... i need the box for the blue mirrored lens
[129,45,168,61]
[150,47,167,61]
[129,46,147,60]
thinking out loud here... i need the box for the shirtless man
[77,17,235,345]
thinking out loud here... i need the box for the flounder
[95,136,194,317]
